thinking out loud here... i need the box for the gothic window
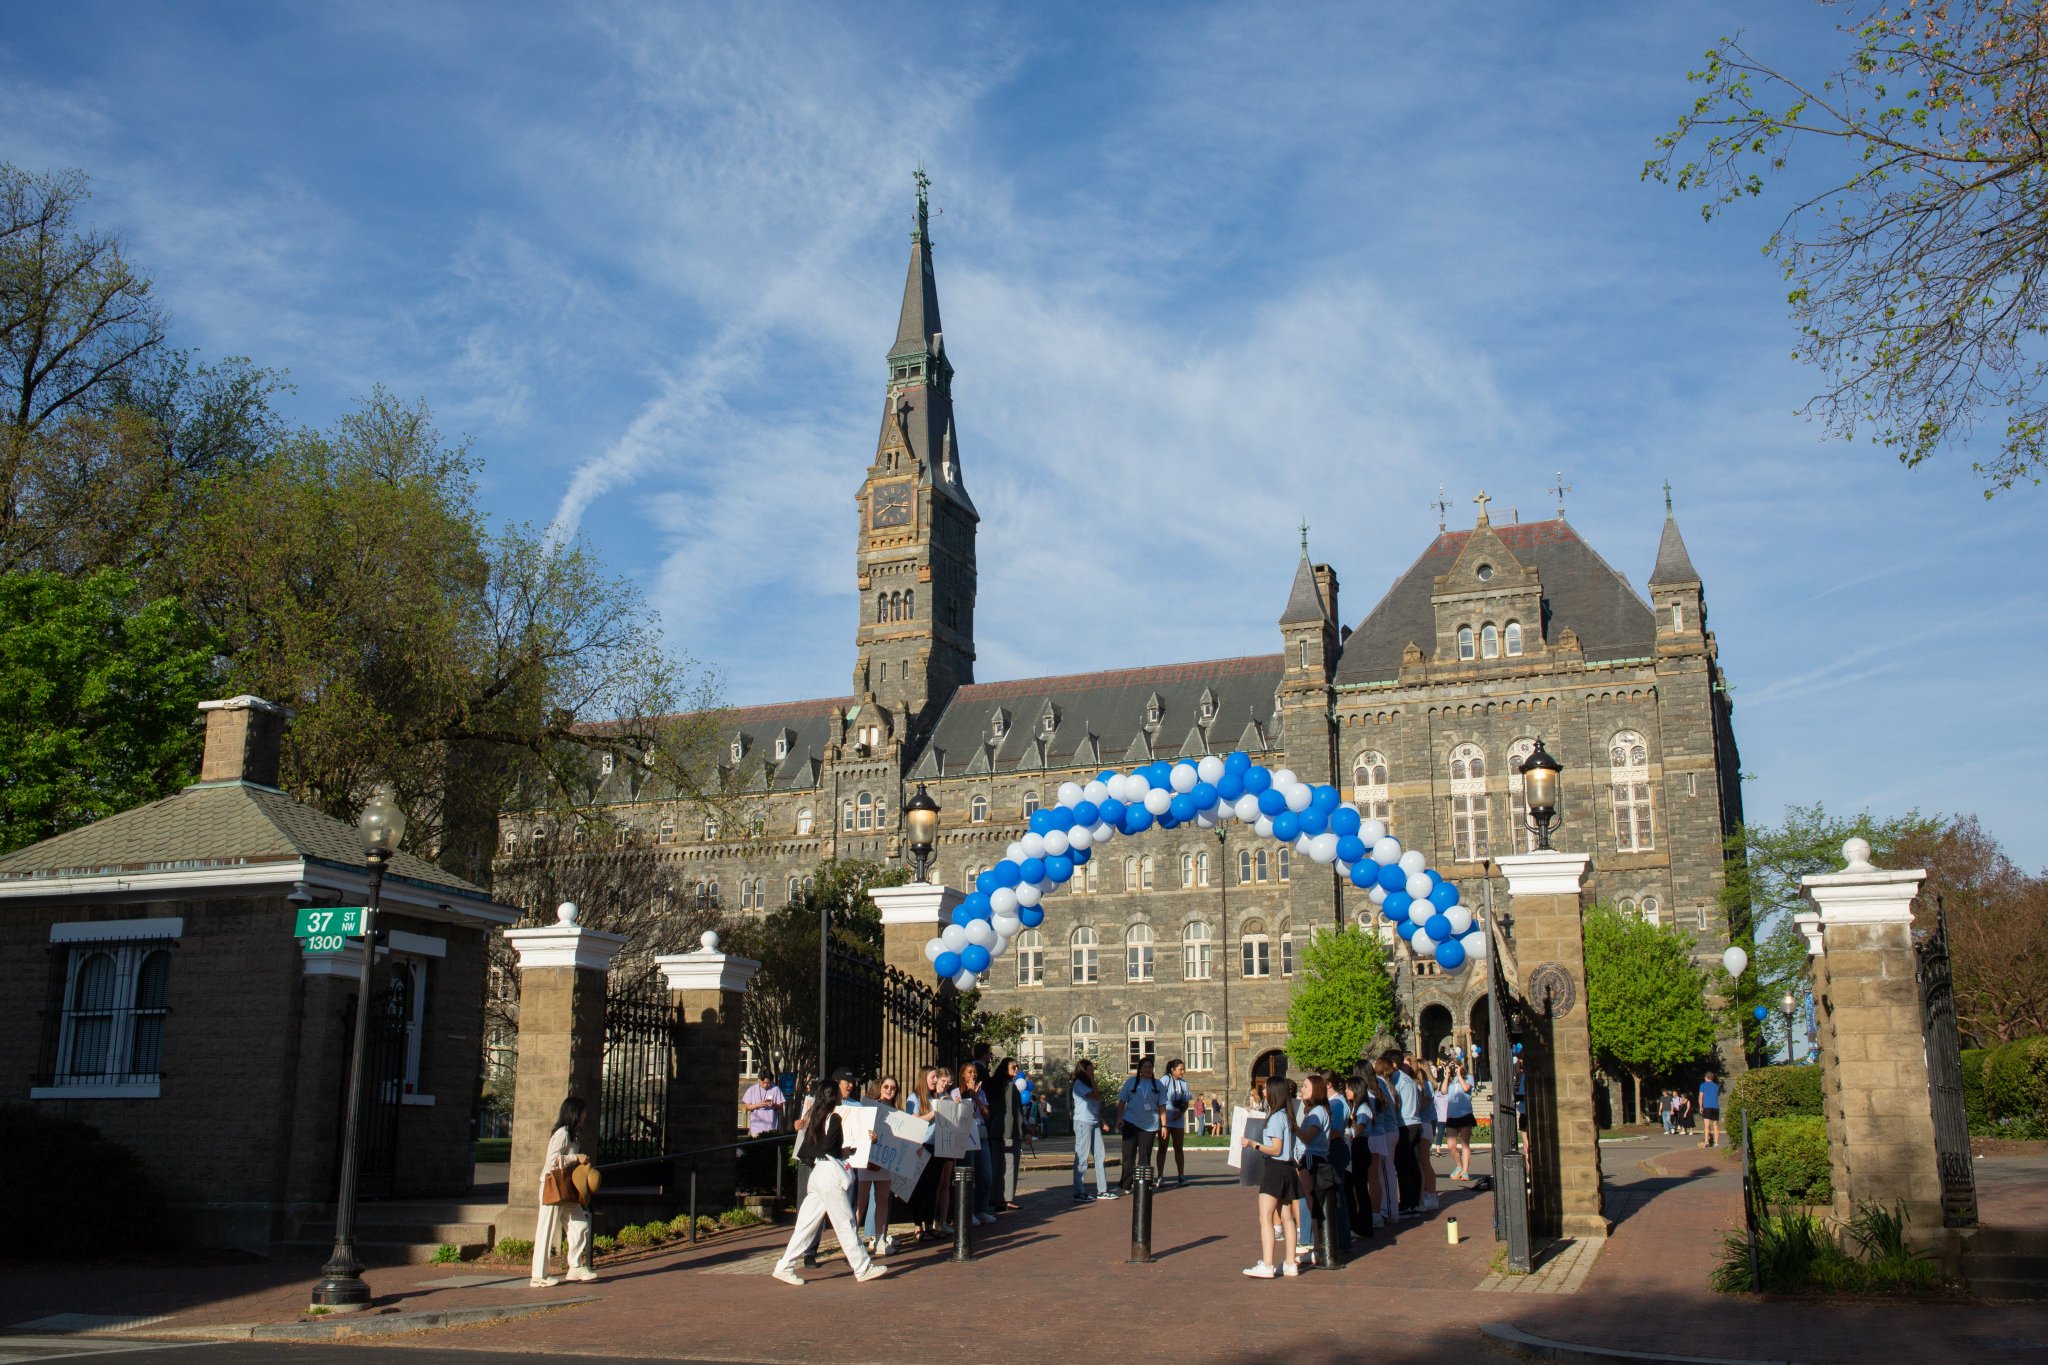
[1126,925,1155,982]
[787,875,801,902]
[1070,927,1099,984]
[1070,1014,1099,1060]
[1241,919,1271,978]
[1280,927,1296,977]
[857,791,874,831]
[1457,625,1475,661]
[1182,920,1213,980]
[795,808,813,836]
[1020,1017,1046,1072]
[1277,847,1291,881]
[1507,738,1538,852]
[1256,848,1270,882]
[739,879,755,910]
[970,795,989,823]
[706,880,721,907]
[1127,1013,1157,1069]
[1449,742,1489,862]
[1351,750,1391,824]
[702,816,717,840]
[51,943,171,1086]
[1610,730,1655,852]
[1505,621,1524,656]
[1080,859,1098,893]
[573,822,588,846]
[1481,623,1500,659]
[503,830,519,853]
[1140,855,1155,890]
[840,800,854,832]
[1197,852,1210,886]
[904,589,914,619]
[1184,1011,1216,1072]
[1181,853,1194,887]
[1017,930,1044,987]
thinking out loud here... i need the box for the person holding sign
[857,1076,903,1255]
[771,1081,889,1286]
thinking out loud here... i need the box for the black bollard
[952,1162,975,1263]
[1127,1163,1156,1263]
[1314,1183,1342,1269]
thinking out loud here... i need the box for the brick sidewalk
[5,1143,2045,1363]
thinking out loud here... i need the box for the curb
[149,1296,598,1342]
[1480,1323,1803,1365]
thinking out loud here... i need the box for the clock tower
[853,171,978,743]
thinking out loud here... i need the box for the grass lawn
[475,1137,511,1163]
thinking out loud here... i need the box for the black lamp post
[1214,827,1232,1101]
[904,784,940,883]
[311,787,405,1309]
[1519,738,1563,852]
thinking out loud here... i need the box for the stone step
[1965,1227,2048,1256]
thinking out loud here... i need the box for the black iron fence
[822,942,962,1088]
[1916,898,1978,1228]
[598,969,682,1166]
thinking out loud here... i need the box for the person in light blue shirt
[1294,1077,1332,1263]
[1443,1063,1477,1181]
[1383,1050,1425,1217]
[1070,1058,1110,1201]
[1239,1076,1305,1278]
[1160,1059,1194,1186]
[1117,1056,1168,1192]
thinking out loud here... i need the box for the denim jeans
[972,1139,995,1216]
[1073,1121,1107,1195]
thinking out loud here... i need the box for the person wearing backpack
[1118,1055,1167,1193]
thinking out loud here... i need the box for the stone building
[498,181,1744,1094]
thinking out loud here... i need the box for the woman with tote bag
[530,1096,598,1287]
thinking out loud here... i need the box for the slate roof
[0,780,488,895]
[1648,515,1701,585]
[583,695,853,802]
[1334,519,1657,684]
[1278,555,1329,626]
[913,654,1285,778]
[892,233,942,356]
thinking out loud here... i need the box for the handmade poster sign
[836,1103,877,1168]
[1225,1106,1252,1170]
[930,1098,975,1159]
[865,1113,931,1187]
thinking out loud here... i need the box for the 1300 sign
[303,933,352,954]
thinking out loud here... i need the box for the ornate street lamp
[904,784,941,883]
[1519,738,1563,852]
[311,787,406,1310]
[1782,991,1800,1064]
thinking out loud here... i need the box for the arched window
[1126,924,1155,982]
[788,875,801,902]
[856,791,874,831]
[1184,1011,1216,1072]
[65,951,117,1076]
[1123,856,1138,890]
[1140,855,1155,891]
[1080,858,1099,893]
[1022,791,1041,817]
[1240,919,1271,978]
[503,829,520,853]
[1182,920,1213,980]
[1507,738,1538,852]
[1277,846,1291,882]
[1070,927,1099,984]
[701,816,717,840]
[1457,625,1475,661]
[876,594,887,623]
[1197,851,1210,886]
[840,799,854,832]
[1610,729,1655,852]
[1181,853,1195,887]
[738,879,753,910]
[1481,623,1500,659]
[656,818,676,845]
[706,880,721,907]
[1642,894,1661,924]
[1238,849,1253,883]
[1256,847,1270,882]
[1020,1016,1045,1071]
[1280,926,1296,977]
[1071,1014,1099,1060]
[1449,742,1489,862]
[1017,929,1044,986]
[904,589,914,620]
[1127,1013,1157,1069]
[1505,621,1524,656]
[1351,750,1391,825]
[970,794,989,823]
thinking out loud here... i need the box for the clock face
[870,481,914,530]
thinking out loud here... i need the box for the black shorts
[1446,1114,1477,1130]
[1258,1160,1298,1200]
[1703,1107,1720,1121]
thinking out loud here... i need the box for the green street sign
[302,933,353,954]
[294,907,366,938]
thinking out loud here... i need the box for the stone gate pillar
[1497,850,1607,1241]
[503,903,626,1225]
[1801,838,1944,1231]
[872,881,964,982]
[655,931,761,1213]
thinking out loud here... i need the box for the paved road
[0,1345,742,1365]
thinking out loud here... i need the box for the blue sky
[5,3,2043,865]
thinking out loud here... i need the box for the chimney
[197,695,291,788]
[1312,563,1339,627]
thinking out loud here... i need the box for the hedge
[1751,1115,1831,1206]
[1726,1065,1824,1125]
[1960,1047,1992,1126]
[1981,1035,2048,1136]
[0,1104,165,1255]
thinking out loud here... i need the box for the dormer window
[1040,712,1057,737]
[1145,697,1163,725]
[730,740,743,763]
[1199,693,1217,722]
[990,710,1008,739]
[774,734,789,761]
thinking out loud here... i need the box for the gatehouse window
[1071,1015,1099,1060]
[1126,925,1155,982]
[1017,930,1044,987]
[1241,918,1271,978]
[40,938,173,1095]
[1070,927,1099,984]
[1610,730,1654,852]
[1184,1012,1216,1072]
[1127,1014,1156,1069]
[1182,921,1213,980]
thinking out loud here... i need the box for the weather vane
[1299,518,1310,557]
[1433,484,1452,531]
[1548,470,1572,519]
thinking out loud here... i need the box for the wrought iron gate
[1915,898,1978,1227]
[598,970,682,1166]
[825,943,962,1088]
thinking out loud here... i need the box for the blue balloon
[1297,805,1329,837]
[976,870,999,897]
[1331,806,1362,837]
[1385,890,1413,918]
[1169,793,1196,822]
[1257,787,1288,817]
[1396,917,1420,940]
[1191,781,1219,810]
[962,944,991,974]
[1429,880,1458,910]
[952,905,974,927]
[1378,862,1409,892]
[1216,772,1245,802]
[934,951,962,977]
[962,891,991,919]
[1072,800,1099,827]
[1337,834,1368,864]
[1436,939,1467,971]
[1097,797,1126,827]
[1046,854,1075,883]
[1028,809,1053,835]
[1426,869,1444,890]
[1049,805,1076,832]
[1351,862,1379,889]
[1381,899,1406,924]
[1158,812,1181,830]
[1244,765,1273,795]
[1271,810,1301,842]
[1123,806,1154,836]
[1070,843,1091,864]
[1753,1004,1770,1021]
[1020,857,1046,885]
[1225,750,1252,773]
[1312,784,1341,812]
[1018,905,1045,929]
[1425,913,1453,942]
[993,860,1021,889]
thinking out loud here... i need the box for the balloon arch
[921,751,1488,987]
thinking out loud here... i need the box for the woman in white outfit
[772,1081,890,1286]
[530,1096,598,1287]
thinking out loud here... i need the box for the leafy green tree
[1647,4,2048,493]
[0,569,220,853]
[1583,902,1719,1116]
[1285,925,1395,1074]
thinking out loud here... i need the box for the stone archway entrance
[1251,1049,1289,1086]
[1419,1003,1455,1062]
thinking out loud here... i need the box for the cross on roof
[1663,479,1674,515]
[1472,489,1492,525]
[1299,518,1310,557]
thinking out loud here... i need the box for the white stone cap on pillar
[1496,850,1592,898]
[1793,910,1824,957]
[1800,838,1924,926]
[503,900,628,972]
[870,881,964,928]
[655,930,762,994]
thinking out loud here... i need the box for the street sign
[303,933,353,954]
[294,907,366,938]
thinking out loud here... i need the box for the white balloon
[1144,788,1173,816]
[1235,794,1263,822]
[1196,809,1219,829]
[1399,849,1427,875]
[1460,930,1487,961]
[1369,885,1388,905]
[1296,833,1315,854]
[1197,755,1225,784]
[953,967,980,990]
[1335,860,1351,877]
[1015,882,1042,907]
[1372,837,1402,865]
[941,924,969,952]
[1409,899,1434,926]
[990,887,1019,916]
[1722,946,1749,978]
[1255,815,1275,839]
[964,919,998,949]
[1406,872,1434,900]
[1309,832,1340,864]
[1273,768,1298,790]
[1084,780,1110,805]
[1170,763,1198,794]
[1020,832,1047,859]
[1284,783,1313,813]
[1125,773,1152,799]
[1446,906,1474,936]
[1360,819,1388,845]
[923,936,946,962]
[992,912,1022,937]
[1411,933,1438,960]
[1044,828,1071,856]
[1058,781,1084,807]
[1007,841,1027,861]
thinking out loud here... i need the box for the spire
[1648,501,1701,585]
[892,169,942,358]
[1279,552,1327,626]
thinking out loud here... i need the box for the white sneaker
[877,1235,897,1256]
[1282,1259,1301,1277]
[771,1267,805,1286]
[529,1276,559,1288]
[855,1262,891,1283]
[1242,1262,1277,1278]
[565,1267,598,1282]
